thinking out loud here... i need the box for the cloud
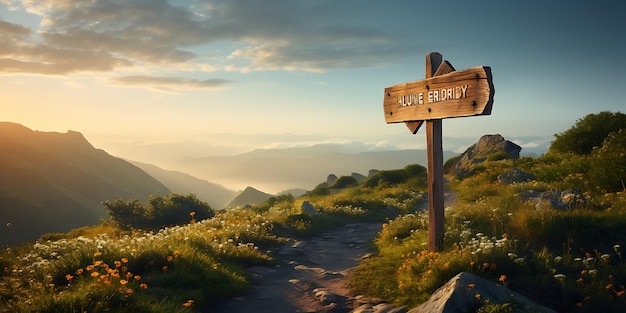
[111,75,231,91]
[1,0,421,79]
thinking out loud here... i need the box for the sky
[1,0,625,166]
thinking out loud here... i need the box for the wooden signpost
[383,52,494,251]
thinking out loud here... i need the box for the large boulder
[518,189,586,210]
[497,168,535,185]
[447,134,521,178]
[408,272,556,313]
[301,200,319,216]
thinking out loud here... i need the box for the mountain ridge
[0,122,171,245]
[172,146,457,193]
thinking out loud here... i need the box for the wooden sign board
[383,66,494,123]
[382,52,495,252]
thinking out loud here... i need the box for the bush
[331,175,358,189]
[104,193,214,230]
[589,129,626,193]
[550,111,626,155]
[363,164,426,188]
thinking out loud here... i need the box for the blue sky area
[1,0,624,163]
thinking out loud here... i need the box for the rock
[352,172,367,183]
[497,168,535,185]
[560,189,586,209]
[516,190,540,201]
[301,200,319,216]
[447,134,522,178]
[278,240,306,256]
[353,303,375,313]
[383,204,399,216]
[518,189,586,210]
[408,272,556,313]
[368,169,380,177]
[327,174,338,186]
[315,289,338,305]
[373,303,406,313]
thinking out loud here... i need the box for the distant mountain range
[129,161,237,210]
[0,122,459,246]
[170,145,458,193]
[226,186,274,208]
[0,122,170,246]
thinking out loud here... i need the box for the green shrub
[103,193,214,230]
[550,111,626,155]
[589,129,626,193]
[331,175,358,189]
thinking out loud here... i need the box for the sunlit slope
[0,122,170,245]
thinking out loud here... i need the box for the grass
[0,166,427,312]
[349,156,626,312]
[2,157,626,312]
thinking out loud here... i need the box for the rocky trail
[205,188,458,313]
[206,222,398,313]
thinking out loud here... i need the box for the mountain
[0,122,170,246]
[227,186,274,208]
[170,144,458,193]
[130,161,237,210]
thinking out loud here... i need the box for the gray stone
[315,289,337,305]
[516,190,540,201]
[448,134,522,178]
[497,168,535,185]
[560,189,587,209]
[517,189,586,210]
[326,174,338,186]
[368,169,380,177]
[353,303,375,313]
[301,200,319,216]
[352,172,367,183]
[408,272,556,313]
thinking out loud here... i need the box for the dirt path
[205,222,383,313]
[206,185,457,313]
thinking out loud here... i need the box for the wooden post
[382,52,494,253]
[426,120,444,251]
[425,53,445,252]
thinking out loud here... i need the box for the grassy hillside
[0,164,427,312]
[0,123,171,245]
[1,112,624,312]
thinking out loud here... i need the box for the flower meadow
[0,167,418,313]
[350,155,626,313]
[2,150,626,312]
[0,210,282,312]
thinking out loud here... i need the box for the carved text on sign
[397,84,468,107]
